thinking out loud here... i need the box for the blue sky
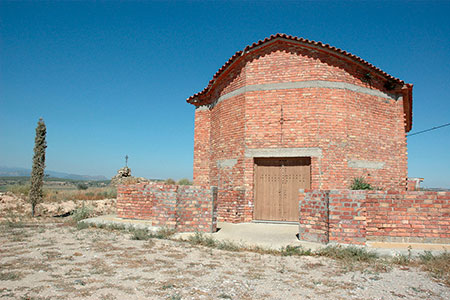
[1,1,449,187]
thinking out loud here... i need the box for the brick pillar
[193,106,211,185]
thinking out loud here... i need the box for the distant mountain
[0,166,108,181]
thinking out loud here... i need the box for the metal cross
[267,104,293,145]
[280,105,286,124]
[125,155,128,167]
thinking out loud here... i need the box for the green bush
[72,205,93,222]
[77,183,89,190]
[350,177,373,190]
[177,178,192,185]
[165,178,176,185]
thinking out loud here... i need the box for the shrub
[350,177,373,190]
[130,228,151,240]
[72,205,93,222]
[76,222,90,230]
[280,245,312,256]
[188,232,217,247]
[77,183,89,190]
[165,178,176,185]
[152,227,176,239]
[177,178,192,185]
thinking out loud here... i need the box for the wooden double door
[254,157,311,222]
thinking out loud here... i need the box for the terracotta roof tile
[187,33,409,103]
[187,33,413,131]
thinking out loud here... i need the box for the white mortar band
[217,159,238,168]
[195,105,210,111]
[245,147,323,158]
[207,80,399,109]
[348,160,385,169]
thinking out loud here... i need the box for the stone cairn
[110,166,148,186]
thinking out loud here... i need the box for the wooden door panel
[255,157,311,222]
[282,164,310,221]
[255,163,281,220]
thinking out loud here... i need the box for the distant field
[0,176,111,193]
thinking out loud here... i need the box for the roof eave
[186,34,408,105]
[402,84,413,132]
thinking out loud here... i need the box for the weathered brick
[116,183,217,233]
[298,189,450,245]
[190,37,410,222]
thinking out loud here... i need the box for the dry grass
[0,272,24,281]
[44,187,116,202]
[80,224,450,287]
[6,185,116,202]
[417,251,450,286]
[1,222,448,299]
[129,227,176,240]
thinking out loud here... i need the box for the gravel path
[0,223,448,300]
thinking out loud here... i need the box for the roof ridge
[187,33,410,105]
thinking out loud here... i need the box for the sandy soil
[1,222,449,300]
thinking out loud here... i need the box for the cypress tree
[29,118,47,217]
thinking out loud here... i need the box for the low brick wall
[298,190,329,243]
[299,190,450,245]
[366,191,450,243]
[117,183,217,233]
[328,190,367,245]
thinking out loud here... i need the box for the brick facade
[188,34,413,223]
[117,183,217,233]
[299,190,450,245]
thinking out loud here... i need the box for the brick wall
[176,185,218,233]
[191,39,409,223]
[328,190,367,245]
[366,191,450,243]
[299,190,450,245]
[193,109,211,186]
[117,183,217,233]
[209,93,249,222]
[298,190,329,243]
[243,43,407,191]
[216,189,246,223]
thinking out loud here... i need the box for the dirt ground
[1,192,449,299]
[0,221,449,300]
[0,192,116,221]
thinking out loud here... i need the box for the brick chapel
[187,34,413,223]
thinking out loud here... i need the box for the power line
[407,122,450,137]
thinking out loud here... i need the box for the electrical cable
[407,122,450,137]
